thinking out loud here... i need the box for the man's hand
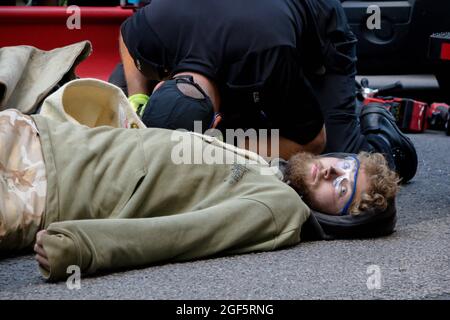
[34,230,50,271]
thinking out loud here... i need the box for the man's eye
[343,162,350,170]
[340,186,347,197]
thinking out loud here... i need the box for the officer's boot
[360,103,418,183]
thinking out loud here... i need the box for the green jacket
[32,115,310,281]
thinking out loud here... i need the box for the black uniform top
[122,0,357,145]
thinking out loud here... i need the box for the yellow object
[128,93,150,117]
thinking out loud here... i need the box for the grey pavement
[0,131,449,300]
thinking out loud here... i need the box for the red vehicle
[0,5,134,80]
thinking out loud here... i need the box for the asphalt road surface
[0,131,449,300]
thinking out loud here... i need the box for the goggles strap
[340,156,361,215]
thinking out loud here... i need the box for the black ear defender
[301,199,397,240]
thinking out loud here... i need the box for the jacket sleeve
[309,0,367,153]
[39,197,305,281]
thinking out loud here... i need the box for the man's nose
[321,167,333,180]
[322,166,344,180]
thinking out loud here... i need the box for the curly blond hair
[348,152,400,215]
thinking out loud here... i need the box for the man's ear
[211,113,222,129]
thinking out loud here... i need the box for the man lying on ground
[0,109,398,281]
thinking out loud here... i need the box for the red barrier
[0,6,134,80]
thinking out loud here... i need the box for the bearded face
[285,153,367,215]
[284,152,316,207]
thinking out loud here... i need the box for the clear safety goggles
[321,154,360,215]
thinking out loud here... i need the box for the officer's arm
[119,31,149,96]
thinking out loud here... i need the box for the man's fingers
[35,254,50,271]
[35,230,50,270]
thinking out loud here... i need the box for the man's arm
[279,125,326,159]
[240,125,326,160]
[119,31,149,96]
[34,193,308,281]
